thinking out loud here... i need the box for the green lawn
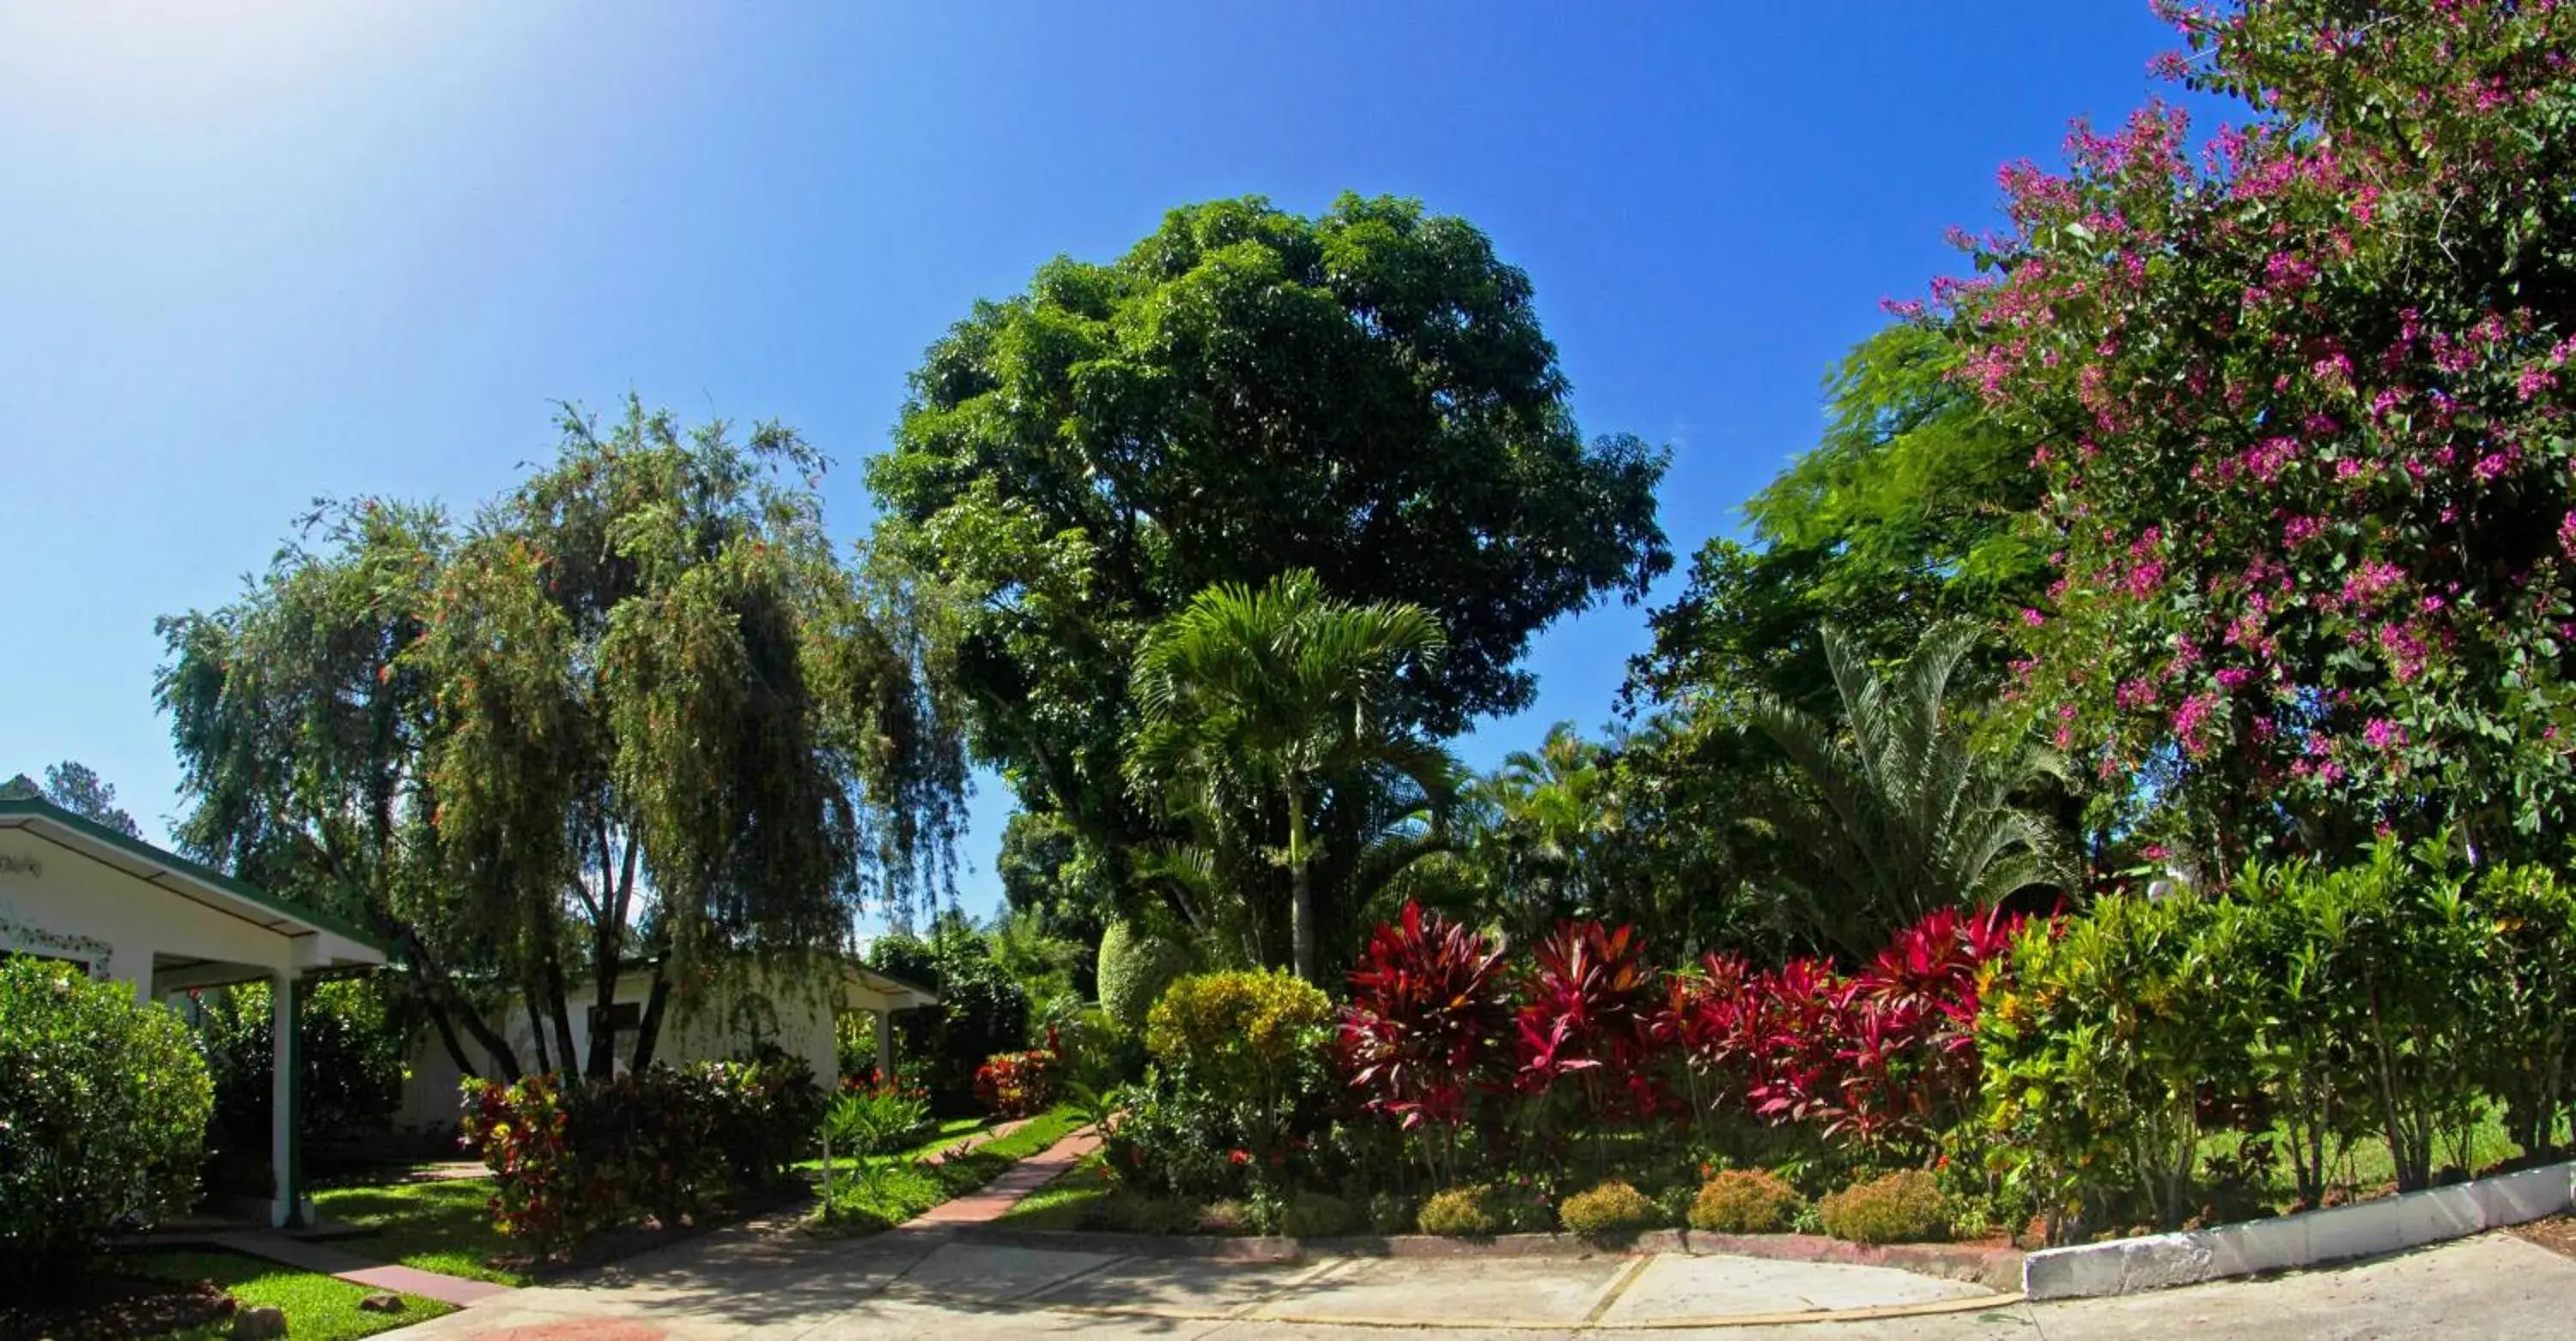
[311,1177,532,1287]
[795,1114,993,1174]
[2191,1101,2537,1218]
[992,1159,1112,1229]
[129,1251,452,1341]
[814,1106,1085,1233]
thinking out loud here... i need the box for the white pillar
[270,970,303,1229]
[875,1006,895,1083]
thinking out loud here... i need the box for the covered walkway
[0,795,389,1226]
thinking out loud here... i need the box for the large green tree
[155,499,515,1073]
[868,193,1669,910]
[1127,570,1449,979]
[0,762,142,837]
[161,402,965,1078]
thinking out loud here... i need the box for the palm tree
[1750,621,2064,957]
[1463,722,1623,942]
[1128,570,1449,980]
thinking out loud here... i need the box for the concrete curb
[953,1224,2022,1290]
[2022,1158,2576,1300]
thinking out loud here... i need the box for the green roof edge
[0,795,392,956]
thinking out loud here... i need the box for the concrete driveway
[390,1222,2576,1340]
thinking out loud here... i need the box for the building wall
[0,836,295,995]
[398,966,843,1126]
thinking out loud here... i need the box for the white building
[0,795,390,1227]
[396,959,938,1126]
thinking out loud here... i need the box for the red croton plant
[1339,901,2026,1166]
[1514,919,1673,1122]
[1666,906,2024,1159]
[1337,901,1514,1133]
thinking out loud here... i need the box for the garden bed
[808,1105,1084,1233]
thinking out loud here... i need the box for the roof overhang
[0,797,390,973]
[843,962,939,1011]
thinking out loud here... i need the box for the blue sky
[0,2,2184,921]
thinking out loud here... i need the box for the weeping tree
[1750,622,2065,958]
[157,499,521,1077]
[161,401,966,1078]
[1127,570,1449,980]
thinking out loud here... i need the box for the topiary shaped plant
[1689,1168,1805,1235]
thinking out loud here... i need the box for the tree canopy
[868,193,1670,901]
[1634,322,2044,716]
[1,762,141,837]
[160,402,966,1078]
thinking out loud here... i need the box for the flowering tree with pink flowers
[1931,0,2576,864]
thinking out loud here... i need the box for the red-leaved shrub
[1514,919,1671,1122]
[1338,901,1514,1183]
[973,1047,1060,1118]
[1665,907,2020,1157]
[1338,901,1514,1129]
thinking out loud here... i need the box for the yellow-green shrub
[1143,968,1331,1129]
[1689,1168,1803,1235]
[1818,1170,1947,1245]
[1416,1184,1501,1237]
[1558,1179,1659,1241]
[1145,968,1333,1077]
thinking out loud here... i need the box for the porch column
[874,1006,895,1083]
[270,969,305,1229]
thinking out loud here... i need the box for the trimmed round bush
[1689,1168,1804,1235]
[1818,1170,1948,1245]
[1099,919,1196,1032]
[1417,1184,1501,1237]
[1558,1179,1660,1241]
[0,958,216,1290]
[1143,968,1332,1087]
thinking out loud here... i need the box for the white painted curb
[2023,1159,2576,1300]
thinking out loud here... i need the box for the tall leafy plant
[1750,622,2064,958]
[1513,920,1669,1132]
[2475,863,2576,1159]
[1337,900,1513,1186]
[1128,570,1449,979]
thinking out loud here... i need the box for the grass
[311,1177,532,1287]
[814,1104,1085,1233]
[993,1160,1113,1229]
[795,1114,994,1174]
[128,1251,452,1341]
[2195,1101,2530,1216]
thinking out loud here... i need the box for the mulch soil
[2510,1214,2576,1262]
[0,1274,234,1341]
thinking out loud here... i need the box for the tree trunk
[584,824,641,1080]
[522,982,556,1075]
[630,966,672,1072]
[1289,786,1315,980]
[423,998,476,1079]
[398,927,520,1080]
[541,950,580,1080]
